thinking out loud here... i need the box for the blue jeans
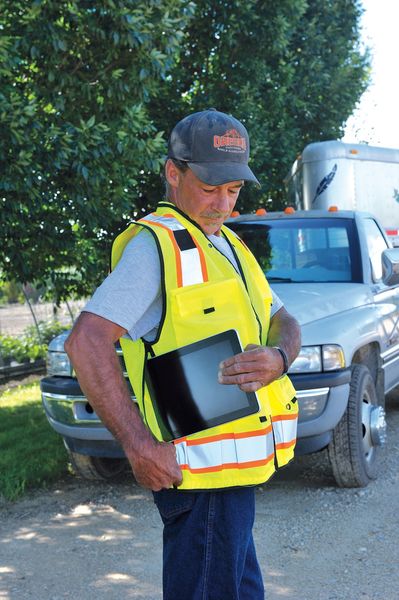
[153,487,264,600]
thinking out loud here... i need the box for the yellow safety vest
[111,202,298,490]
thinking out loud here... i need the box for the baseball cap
[167,109,260,186]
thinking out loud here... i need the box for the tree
[0,0,194,300]
[147,0,369,210]
[1,1,369,299]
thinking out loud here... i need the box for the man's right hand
[65,312,183,492]
[127,438,183,491]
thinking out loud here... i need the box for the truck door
[363,217,399,391]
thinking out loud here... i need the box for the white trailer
[286,140,399,245]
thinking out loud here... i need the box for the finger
[172,469,183,486]
[244,343,261,351]
[220,357,269,378]
[219,353,243,368]
[239,381,263,392]
[220,346,267,369]
[218,371,261,385]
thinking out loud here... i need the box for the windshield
[230,218,362,283]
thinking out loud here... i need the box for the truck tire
[328,364,386,488]
[68,450,128,481]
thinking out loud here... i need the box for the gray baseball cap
[167,109,260,186]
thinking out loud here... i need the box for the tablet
[145,330,260,441]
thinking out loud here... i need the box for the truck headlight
[289,344,345,374]
[289,346,321,373]
[47,351,73,376]
[322,345,345,370]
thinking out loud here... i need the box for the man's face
[166,160,244,235]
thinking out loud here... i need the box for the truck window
[362,218,388,282]
[230,218,362,283]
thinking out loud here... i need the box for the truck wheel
[328,364,387,487]
[68,450,128,481]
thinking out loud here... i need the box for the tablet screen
[145,330,260,441]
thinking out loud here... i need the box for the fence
[0,300,86,336]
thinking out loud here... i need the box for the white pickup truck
[40,209,399,487]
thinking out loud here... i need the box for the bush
[0,280,24,305]
[25,320,69,346]
[0,335,20,363]
[0,319,68,365]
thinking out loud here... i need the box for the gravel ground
[1,392,398,600]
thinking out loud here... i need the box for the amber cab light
[328,205,338,212]
[255,208,267,215]
[231,210,240,217]
[284,207,295,214]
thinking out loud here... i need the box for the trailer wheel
[68,450,128,481]
[328,364,386,487]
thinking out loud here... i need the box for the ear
[165,159,181,189]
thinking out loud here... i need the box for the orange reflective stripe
[140,214,208,288]
[174,426,276,474]
[180,453,275,474]
[140,218,183,287]
[273,413,298,421]
[276,440,296,450]
[191,236,209,282]
[175,425,273,446]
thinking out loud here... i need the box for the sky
[343,0,399,148]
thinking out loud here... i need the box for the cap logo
[213,129,246,153]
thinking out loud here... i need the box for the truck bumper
[290,369,351,454]
[41,369,351,458]
[40,376,130,457]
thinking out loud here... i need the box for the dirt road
[1,394,399,600]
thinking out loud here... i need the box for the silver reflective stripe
[174,429,275,472]
[142,213,205,287]
[145,214,185,230]
[272,416,297,447]
[181,247,204,286]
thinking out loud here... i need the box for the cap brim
[188,162,260,187]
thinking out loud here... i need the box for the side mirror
[382,248,399,286]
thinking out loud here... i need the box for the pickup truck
[40,209,399,487]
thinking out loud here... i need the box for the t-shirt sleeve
[82,230,162,340]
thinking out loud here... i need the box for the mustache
[202,212,230,219]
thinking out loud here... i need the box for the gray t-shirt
[84,229,283,341]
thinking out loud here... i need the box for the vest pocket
[267,377,298,467]
[169,278,260,348]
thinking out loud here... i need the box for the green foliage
[0,0,195,300]
[0,280,24,305]
[0,319,68,364]
[148,0,370,210]
[0,382,68,501]
[24,319,69,346]
[0,335,21,362]
[1,0,369,298]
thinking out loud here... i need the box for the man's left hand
[218,344,285,392]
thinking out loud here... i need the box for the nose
[213,189,232,213]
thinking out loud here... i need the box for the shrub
[24,320,69,346]
[0,335,22,364]
[0,319,68,365]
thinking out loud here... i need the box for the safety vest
[111,202,298,490]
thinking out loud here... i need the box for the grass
[0,381,69,501]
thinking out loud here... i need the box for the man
[66,109,301,599]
